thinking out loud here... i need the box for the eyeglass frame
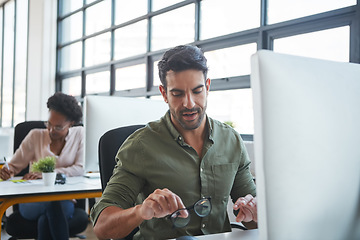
[168,196,212,228]
[44,121,71,132]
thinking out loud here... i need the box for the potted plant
[31,156,56,186]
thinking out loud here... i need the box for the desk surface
[196,229,258,240]
[173,229,259,240]
[0,176,101,198]
[0,176,102,239]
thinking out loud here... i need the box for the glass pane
[86,71,110,94]
[115,64,146,90]
[115,0,147,24]
[14,0,28,126]
[114,20,147,60]
[204,43,257,79]
[152,0,183,11]
[60,12,83,44]
[151,4,195,51]
[62,76,82,96]
[60,0,83,16]
[268,0,356,24]
[85,0,111,36]
[60,42,82,72]
[207,89,254,134]
[86,0,97,4]
[273,26,350,62]
[2,1,15,127]
[85,32,111,67]
[200,0,260,40]
[153,60,161,86]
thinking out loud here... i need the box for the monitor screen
[251,50,360,240]
[83,96,168,173]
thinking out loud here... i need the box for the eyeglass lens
[170,197,211,228]
[44,121,67,131]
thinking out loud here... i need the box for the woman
[0,92,84,240]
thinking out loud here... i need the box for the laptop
[251,50,360,240]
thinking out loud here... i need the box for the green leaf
[31,156,56,173]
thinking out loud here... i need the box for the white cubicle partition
[83,96,168,173]
[251,50,360,240]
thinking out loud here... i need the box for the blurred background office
[0,0,359,159]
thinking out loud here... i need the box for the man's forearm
[93,205,143,239]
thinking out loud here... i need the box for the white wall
[26,0,57,120]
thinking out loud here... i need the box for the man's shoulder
[209,117,237,132]
[130,119,167,140]
[208,116,242,141]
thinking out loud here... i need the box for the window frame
[56,0,360,138]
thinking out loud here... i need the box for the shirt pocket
[211,163,237,201]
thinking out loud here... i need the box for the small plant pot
[42,172,56,186]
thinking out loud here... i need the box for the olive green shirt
[90,111,256,240]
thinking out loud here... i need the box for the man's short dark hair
[158,45,208,90]
[47,92,83,124]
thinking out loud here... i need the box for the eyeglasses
[168,196,211,228]
[44,121,69,132]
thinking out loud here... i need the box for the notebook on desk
[251,50,360,240]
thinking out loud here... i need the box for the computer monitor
[251,50,360,240]
[83,96,168,173]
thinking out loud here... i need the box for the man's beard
[170,103,207,130]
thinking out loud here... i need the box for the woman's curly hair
[47,92,82,124]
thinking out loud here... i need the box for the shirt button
[178,136,182,140]
[200,168,203,172]
[202,223,206,228]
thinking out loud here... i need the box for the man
[90,45,257,240]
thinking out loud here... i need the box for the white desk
[0,176,102,238]
[196,229,258,240]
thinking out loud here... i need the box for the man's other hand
[233,194,257,222]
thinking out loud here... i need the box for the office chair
[98,124,145,240]
[5,121,89,239]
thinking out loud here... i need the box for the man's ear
[159,85,168,103]
[205,78,211,93]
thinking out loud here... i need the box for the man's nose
[183,94,195,109]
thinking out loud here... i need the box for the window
[204,44,257,78]
[86,71,110,94]
[115,64,146,91]
[114,20,147,60]
[268,0,356,24]
[207,89,254,135]
[200,0,260,40]
[273,26,350,62]
[151,4,195,51]
[0,0,28,127]
[56,0,360,136]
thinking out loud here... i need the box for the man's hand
[22,172,42,180]
[0,167,14,180]
[138,188,186,220]
[233,194,257,222]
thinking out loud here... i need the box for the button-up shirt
[90,111,256,240]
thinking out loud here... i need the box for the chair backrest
[98,125,145,192]
[14,121,46,152]
[13,121,47,176]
